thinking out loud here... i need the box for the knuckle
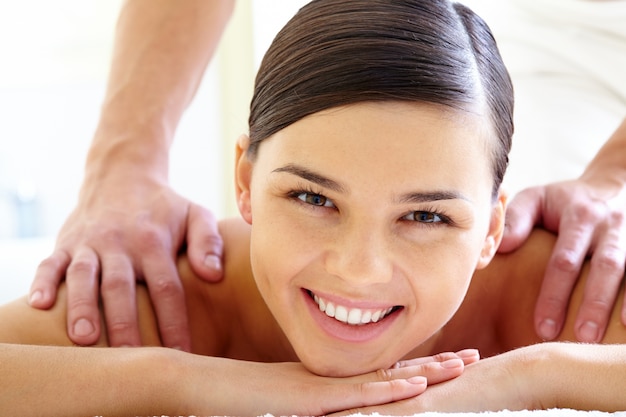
[67,294,97,312]
[375,367,393,382]
[582,298,614,318]
[100,271,133,294]
[539,294,568,316]
[200,233,224,250]
[67,259,98,277]
[590,297,613,310]
[551,250,580,274]
[610,209,625,226]
[106,319,137,336]
[569,203,600,223]
[590,250,623,272]
[135,226,166,251]
[99,227,124,244]
[149,276,182,298]
[392,360,406,368]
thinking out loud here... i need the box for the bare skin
[4,101,626,414]
[16,219,622,359]
[3,219,625,413]
[27,1,626,353]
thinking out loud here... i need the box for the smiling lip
[312,292,397,325]
[304,289,402,343]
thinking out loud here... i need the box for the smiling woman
[0,0,625,415]
[238,101,502,377]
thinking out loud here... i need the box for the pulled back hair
[248,0,514,196]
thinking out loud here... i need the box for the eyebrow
[272,164,347,193]
[397,190,471,204]
[272,163,471,203]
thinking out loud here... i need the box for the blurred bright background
[2,0,623,304]
[0,0,308,303]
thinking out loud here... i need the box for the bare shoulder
[492,228,626,348]
[219,217,252,243]
[0,218,254,350]
[490,229,556,349]
[0,290,93,346]
[176,217,266,357]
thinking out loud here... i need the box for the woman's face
[236,101,505,377]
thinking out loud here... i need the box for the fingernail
[440,358,464,369]
[73,318,96,337]
[578,321,599,343]
[29,290,43,305]
[538,319,557,340]
[456,348,479,359]
[407,376,427,385]
[204,254,222,272]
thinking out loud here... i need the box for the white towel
[349,410,626,416]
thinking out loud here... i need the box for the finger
[574,224,626,342]
[498,187,545,253]
[100,253,141,347]
[534,216,594,340]
[318,376,427,416]
[65,248,101,345]
[395,349,479,368]
[29,250,71,309]
[141,247,191,351]
[186,204,224,282]
[387,360,463,381]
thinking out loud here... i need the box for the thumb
[186,204,224,282]
[498,187,545,253]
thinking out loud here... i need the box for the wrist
[84,123,171,187]
[581,118,626,185]
[508,343,560,410]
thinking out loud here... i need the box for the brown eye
[403,211,443,223]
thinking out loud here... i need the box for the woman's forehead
[266,102,492,157]
[256,102,495,199]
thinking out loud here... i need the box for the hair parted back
[248,0,514,196]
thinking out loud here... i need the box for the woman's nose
[324,225,394,286]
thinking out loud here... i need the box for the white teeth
[335,306,348,323]
[326,302,336,318]
[371,310,382,323]
[312,293,395,326]
[361,310,372,324]
[348,308,363,325]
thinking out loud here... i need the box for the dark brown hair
[248,0,514,196]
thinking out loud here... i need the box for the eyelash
[401,207,454,227]
[287,186,454,226]
[287,186,336,209]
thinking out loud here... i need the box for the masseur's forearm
[0,344,184,416]
[86,0,234,184]
[581,117,626,183]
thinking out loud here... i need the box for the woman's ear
[476,190,508,269]
[235,134,253,224]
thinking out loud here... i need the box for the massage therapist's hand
[182,350,478,416]
[499,122,626,343]
[28,171,224,350]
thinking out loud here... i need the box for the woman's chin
[299,353,394,378]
